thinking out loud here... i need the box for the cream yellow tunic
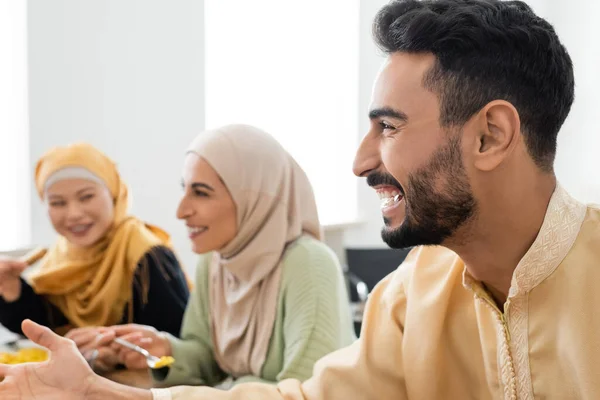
[155,185,600,400]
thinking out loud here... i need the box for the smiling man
[2,0,600,399]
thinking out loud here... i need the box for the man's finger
[21,319,67,352]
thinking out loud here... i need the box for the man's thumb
[21,319,66,352]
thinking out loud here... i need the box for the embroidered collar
[462,184,587,297]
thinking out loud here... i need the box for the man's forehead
[376,53,435,91]
[371,52,438,115]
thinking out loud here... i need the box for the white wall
[27,0,204,273]
[0,0,30,251]
[542,1,600,203]
[25,0,378,270]
[340,0,391,252]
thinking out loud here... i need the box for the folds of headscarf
[187,124,322,378]
[29,142,173,329]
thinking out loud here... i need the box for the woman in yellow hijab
[0,143,190,371]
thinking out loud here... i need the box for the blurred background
[1,0,599,275]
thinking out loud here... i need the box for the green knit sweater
[154,235,355,387]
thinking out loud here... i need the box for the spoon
[113,337,173,380]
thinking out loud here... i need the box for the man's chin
[382,216,404,231]
[381,220,452,250]
[381,234,411,249]
[380,223,410,249]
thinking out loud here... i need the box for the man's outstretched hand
[0,319,97,400]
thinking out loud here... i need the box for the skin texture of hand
[110,324,172,370]
[0,320,98,400]
[0,259,27,302]
[0,320,153,400]
[65,327,118,372]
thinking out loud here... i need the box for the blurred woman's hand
[0,259,27,302]
[65,326,118,372]
[110,324,172,370]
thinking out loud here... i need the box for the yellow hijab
[29,143,173,329]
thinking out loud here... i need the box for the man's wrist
[151,388,173,400]
[88,375,153,400]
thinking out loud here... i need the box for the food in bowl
[0,348,49,364]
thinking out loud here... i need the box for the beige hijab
[187,124,321,377]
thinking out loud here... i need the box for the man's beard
[377,135,477,249]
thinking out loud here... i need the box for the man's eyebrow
[368,107,409,122]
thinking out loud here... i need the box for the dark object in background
[345,247,412,336]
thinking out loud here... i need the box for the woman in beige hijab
[110,124,355,386]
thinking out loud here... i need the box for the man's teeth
[378,190,402,209]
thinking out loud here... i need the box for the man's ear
[468,100,521,172]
